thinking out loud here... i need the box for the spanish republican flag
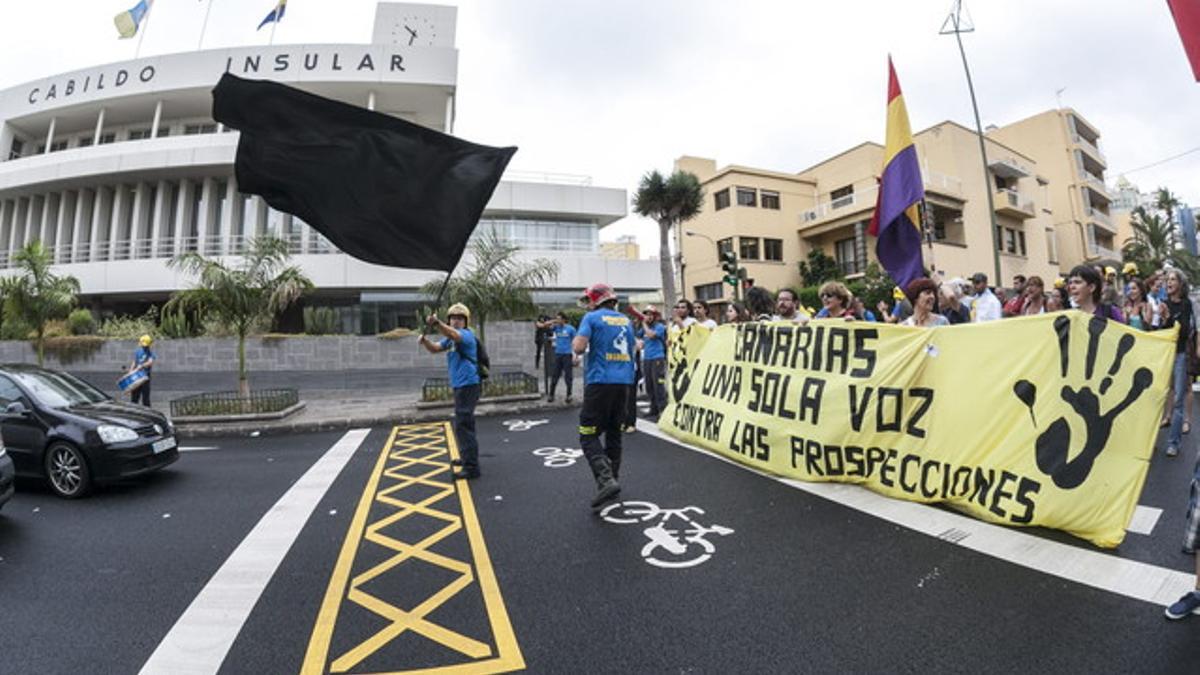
[1168,0,1200,81]
[868,57,925,288]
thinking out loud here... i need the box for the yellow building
[600,235,640,260]
[677,108,1115,303]
[987,108,1116,269]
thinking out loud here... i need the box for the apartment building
[987,109,1116,268]
[677,116,1064,302]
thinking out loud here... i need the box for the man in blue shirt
[128,334,155,406]
[574,283,636,508]
[419,303,482,480]
[640,305,667,418]
[547,311,578,403]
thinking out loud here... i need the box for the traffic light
[721,251,738,286]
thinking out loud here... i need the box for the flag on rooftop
[114,0,153,39]
[257,0,287,31]
[1167,0,1200,81]
[867,56,926,289]
[211,74,517,272]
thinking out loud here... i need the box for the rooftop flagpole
[940,0,1002,285]
[134,0,157,58]
[269,2,281,46]
[198,0,215,50]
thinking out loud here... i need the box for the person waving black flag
[211,73,516,271]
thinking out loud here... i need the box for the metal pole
[198,0,215,51]
[134,0,155,59]
[943,1,1002,285]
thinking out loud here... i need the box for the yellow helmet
[1122,262,1138,276]
[447,303,471,323]
[1054,277,1066,289]
[1104,266,1117,278]
[139,334,153,347]
[892,286,905,301]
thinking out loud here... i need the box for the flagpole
[269,3,280,46]
[940,0,1002,286]
[134,0,156,59]
[418,272,455,344]
[198,0,215,50]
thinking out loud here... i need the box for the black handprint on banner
[669,326,700,403]
[1013,315,1152,490]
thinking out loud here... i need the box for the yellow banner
[661,312,1175,548]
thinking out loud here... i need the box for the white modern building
[0,2,657,333]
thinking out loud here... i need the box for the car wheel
[44,442,91,499]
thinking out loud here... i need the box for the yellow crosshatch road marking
[301,423,524,675]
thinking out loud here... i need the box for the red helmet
[580,283,617,308]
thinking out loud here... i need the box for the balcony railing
[1081,172,1109,197]
[994,188,1035,217]
[1073,134,1106,164]
[1087,243,1118,260]
[1088,207,1113,229]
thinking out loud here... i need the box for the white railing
[1089,207,1113,228]
[1087,243,1117,260]
[1082,172,1109,196]
[988,156,1031,177]
[995,188,1035,214]
[503,170,593,186]
[802,170,964,225]
[1073,134,1106,164]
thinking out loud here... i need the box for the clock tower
[372,3,457,48]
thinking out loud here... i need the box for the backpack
[462,336,490,381]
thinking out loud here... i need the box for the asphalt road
[1,410,1197,674]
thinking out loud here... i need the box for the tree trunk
[36,327,44,367]
[237,330,249,398]
[658,219,677,308]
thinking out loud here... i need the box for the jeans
[1169,353,1189,450]
[132,378,152,407]
[453,384,481,472]
[644,358,667,415]
[550,353,574,398]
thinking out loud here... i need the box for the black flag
[211,73,517,272]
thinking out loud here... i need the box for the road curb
[175,397,578,438]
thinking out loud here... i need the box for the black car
[0,364,178,498]
[0,431,13,511]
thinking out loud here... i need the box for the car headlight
[97,424,139,444]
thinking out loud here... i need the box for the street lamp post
[686,230,740,302]
[941,0,1002,286]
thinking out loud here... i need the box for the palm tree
[1122,206,1200,279]
[165,236,313,396]
[421,227,559,344]
[633,170,705,308]
[1155,187,1182,248]
[0,241,80,365]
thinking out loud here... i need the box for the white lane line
[636,420,1194,607]
[177,446,218,452]
[1127,505,1163,536]
[139,428,372,675]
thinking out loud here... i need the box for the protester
[850,297,877,322]
[1044,286,1066,312]
[1102,266,1121,307]
[419,303,482,480]
[746,286,775,321]
[1123,278,1152,330]
[773,288,811,324]
[725,302,751,324]
[573,283,637,508]
[640,305,667,418]
[1165,467,1200,618]
[878,287,912,324]
[1147,271,1165,327]
[1003,274,1027,316]
[815,281,855,319]
[937,283,968,324]
[671,298,697,332]
[968,272,1002,322]
[547,311,578,403]
[1019,276,1047,316]
[902,278,949,327]
[1067,265,1124,322]
[692,300,718,329]
[128,335,156,407]
[534,314,552,370]
[1159,268,1195,458]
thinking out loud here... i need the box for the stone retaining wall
[0,321,543,374]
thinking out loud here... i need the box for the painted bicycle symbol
[531,446,584,468]
[502,419,549,432]
[600,501,734,569]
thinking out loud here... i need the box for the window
[717,237,733,257]
[835,238,860,276]
[736,187,757,207]
[77,136,93,148]
[128,128,152,140]
[157,127,171,138]
[763,238,783,261]
[694,282,724,302]
[1045,228,1058,264]
[739,237,760,260]
[761,191,780,210]
[0,375,24,407]
[98,133,115,145]
[830,184,854,209]
[997,226,1026,256]
[184,123,217,135]
[49,140,67,152]
[714,188,730,211]
[8,138,24,160]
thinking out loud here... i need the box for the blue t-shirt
[134,347,155,374]
[553,324,577,355]
[641,321,666,361]
[578,308,636,385]
[439,328,481,389]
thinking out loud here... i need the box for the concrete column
[90,187,111,261]
[220,176,237,254]
[444,93,454,134]
[197,178,214,255]
[128,182,150,259]
[93,108,106,145]
[53,190,72,259]
[150,179,169,258]
[367,91,376,111]
[12,197,29,252]
[71,189,92,264]
[252,196,268,238]
[44,117,57,154]
[300,220,314,255]
[176,179,194,256]
[150,100,163,138]
[108,185,128,260]
[0,200,12,266]
[38,193,56,246]
[24,195,41,248]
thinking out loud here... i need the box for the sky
[1,0,1197,259]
